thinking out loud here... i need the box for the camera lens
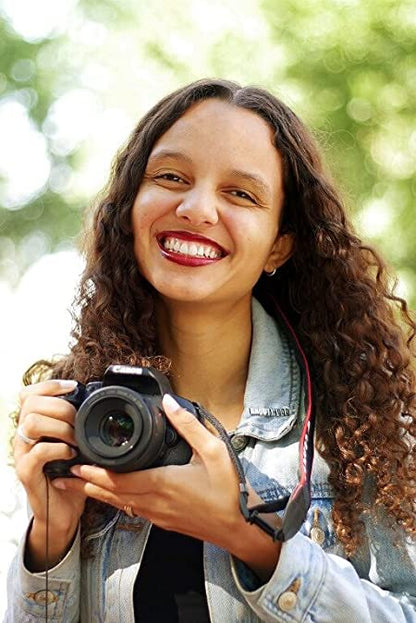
[100,412,134,447]
[75,385,168,470]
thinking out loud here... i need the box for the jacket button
[310,508,325,546]
[277,578,300,612]
[230,435,248,452]
[277,590,297,611]
[30,590,58,604]
[310,526,325,545]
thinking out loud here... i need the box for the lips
[156,231,228,267]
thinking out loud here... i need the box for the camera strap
[193,303,315,542]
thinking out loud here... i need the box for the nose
[175,188,219,226]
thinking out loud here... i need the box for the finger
[16,441,77,485]
[19,379,77,406]
[19,394,76,424]
[162,394,222,457]
[14,413,76,453]
[51,474,169,522]
[64,463,166,495]
[51,476,124,509]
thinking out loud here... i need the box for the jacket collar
[236,298,303,441]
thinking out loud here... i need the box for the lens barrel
[74,385,167,471]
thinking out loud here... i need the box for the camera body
[44,365,200,478]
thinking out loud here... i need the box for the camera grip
[43,454,81,479]
[43,383,86,479]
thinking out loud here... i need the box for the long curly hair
[25,78,416,556]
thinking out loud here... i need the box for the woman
[6,79,416,622]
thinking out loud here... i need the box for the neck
[156,297,253,430]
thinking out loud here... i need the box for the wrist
[228,514,281,583]
[25,517,79,572]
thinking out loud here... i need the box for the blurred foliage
[0,0,415,306]
[259,0,416,305]
[0,22,80,281]
[0,0,137,283]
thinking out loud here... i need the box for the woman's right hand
[14,379,88,571]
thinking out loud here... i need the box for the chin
[160,289,215,304]
[147,273,210,300]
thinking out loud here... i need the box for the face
[131,99,293,308]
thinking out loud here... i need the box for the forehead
[149,99,282,189]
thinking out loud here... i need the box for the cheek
[132,188,177,236]
[226,212,277,255]
[131,203,153,270]
[132,193,154,232]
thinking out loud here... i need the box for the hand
[52,394,281,579]
[15,380,88,569]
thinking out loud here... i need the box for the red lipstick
[156,231,227,267]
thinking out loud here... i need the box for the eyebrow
[147,149,193,165]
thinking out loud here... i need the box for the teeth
[162,236,221,259]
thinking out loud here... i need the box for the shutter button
[230,435,248,452]
[277,578,300,612]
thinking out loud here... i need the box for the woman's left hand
[52,394,281,578]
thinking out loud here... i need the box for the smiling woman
[131,99,292,310]
[5,79,416,623]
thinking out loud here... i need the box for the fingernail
[50,379,77,391]
[70,465,81,476]
[163,394,181,411]
[58,380,78,389]
[52,480,66,489]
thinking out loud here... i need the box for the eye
[228,189,257,204]
[155,172,186,183]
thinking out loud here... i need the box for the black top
[134,525,211,622]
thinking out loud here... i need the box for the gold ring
[16,424,37,446]
[123,505,136,518]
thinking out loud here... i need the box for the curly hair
[25,78,416,556]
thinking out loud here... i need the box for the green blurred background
[1,0,416,424]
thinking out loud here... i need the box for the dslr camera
[44,365,201,478]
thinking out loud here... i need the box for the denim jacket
[5,298,416,622]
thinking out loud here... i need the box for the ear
[263,233,294,273]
